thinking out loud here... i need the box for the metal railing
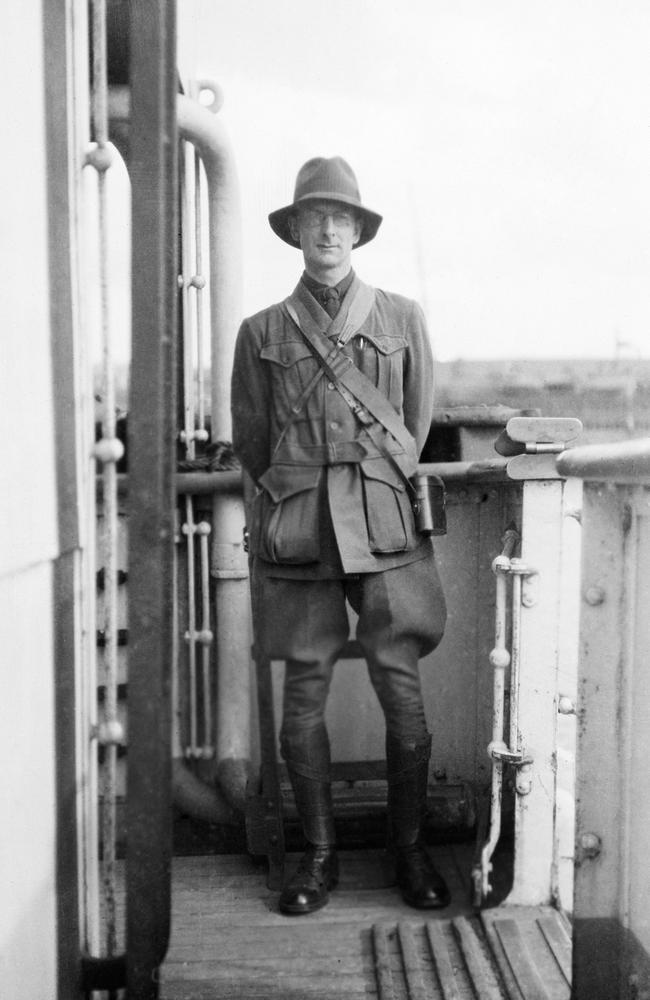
[85,0,125,977]
[177,107,215,764]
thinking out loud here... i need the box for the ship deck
[157,844,572,1000]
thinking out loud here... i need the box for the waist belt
[272,440,371,465]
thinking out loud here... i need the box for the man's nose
[320,215,337,234]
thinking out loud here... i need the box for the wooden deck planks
[425,922,462,1000]
[160,845,473,999]
[482,906,572,1000]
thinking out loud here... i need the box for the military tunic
[231,272,435,579]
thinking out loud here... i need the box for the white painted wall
[0,569,57,995]
[0,0,59,995]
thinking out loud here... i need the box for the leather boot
[386,734,451,910]
[278,842,339,915]
[279,726,338,915]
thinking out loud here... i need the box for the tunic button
[327,382,335,390]
[330,421,340,430]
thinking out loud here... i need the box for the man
[231,156,449,915]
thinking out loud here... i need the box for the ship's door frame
[558,447,650,1000]
[124,2,179,995]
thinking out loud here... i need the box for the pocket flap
[260,340,314,367]
[358,334,407,356]
[258,464,321,503]
[360,457,407,492]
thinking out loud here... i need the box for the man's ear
[352,216,363,246]
[288,213,300,243]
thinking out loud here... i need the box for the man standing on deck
[231,157,449,915]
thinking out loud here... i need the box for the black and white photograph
[2,2,650,998]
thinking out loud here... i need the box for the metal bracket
[498,416,583,480]
[514,757,535,796]
[488,744,530,765]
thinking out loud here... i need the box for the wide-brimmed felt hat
[268,156,383,248]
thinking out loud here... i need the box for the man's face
[289,199,362,277]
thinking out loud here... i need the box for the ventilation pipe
[108,85,252,822]
[176,87,251,814]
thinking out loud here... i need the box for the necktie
[321,287,340,318]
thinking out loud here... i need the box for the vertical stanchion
[126,1,178,994]
[86,0,124,966]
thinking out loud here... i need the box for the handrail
[557,437,650,482]
[431,404,541,427]
[84,0,123,983]
[97,459,512,501]
[473,528,519,902]
[473,526,536,902]
[418,459,509,482]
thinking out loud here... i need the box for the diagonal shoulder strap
[284,298,414,457]
[286,276,376,347]
[270,282,378,459]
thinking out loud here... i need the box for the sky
[174,0,650,361]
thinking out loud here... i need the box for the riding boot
[386,734,451,909]
[279,726,338,915]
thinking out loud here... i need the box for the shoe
[395,842,451,909]
[278,845,339,915]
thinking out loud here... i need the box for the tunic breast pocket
[359,334,407,401]
[260,340,316,400]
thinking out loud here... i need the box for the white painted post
[505,478,565,905]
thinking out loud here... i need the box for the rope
[177,440,239,472]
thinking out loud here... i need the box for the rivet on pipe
[92,438,125,464]
[190,274,206,289]
[197,79,224,114]
[92,720,125,746]
[84,143,114,173]
[489,648,511,669]
[179,429,210,445]
[184,629,214,646]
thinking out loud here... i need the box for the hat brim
[268,193,383,249]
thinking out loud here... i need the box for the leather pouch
[252,466,321,564]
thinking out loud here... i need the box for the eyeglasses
[298,208,357,229]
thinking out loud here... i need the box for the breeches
[251,551,447,756]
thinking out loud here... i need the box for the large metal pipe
[557,437,650,482]
[108,85,252,819]
[174,91,251,813]
[102,460,511,501]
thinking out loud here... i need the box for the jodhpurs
[251,551,447,779]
